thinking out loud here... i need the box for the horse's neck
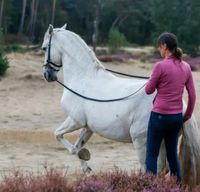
[60,34,100,83]
[60,32,145,92]
[62,55,102,85]
[62,55,146,96]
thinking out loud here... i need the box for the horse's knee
[54,129,63,141]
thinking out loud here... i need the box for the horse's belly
[85,102,134,142]
[93,128,132,143]
[87,116,132,142]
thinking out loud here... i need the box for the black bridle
[44,33,149,102]
[45,34,63,71]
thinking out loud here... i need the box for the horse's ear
[48,24,54,34]
[61,24,67,29]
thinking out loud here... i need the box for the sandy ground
[0,50,199,177]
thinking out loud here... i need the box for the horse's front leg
[74,128,93,175]
[54,117,93,174]
[74,127,93,160]
[54,116,83,154]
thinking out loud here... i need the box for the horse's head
[42,24,67,82]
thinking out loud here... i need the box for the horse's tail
[179,116,200,186]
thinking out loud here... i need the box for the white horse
[42,24,200,186]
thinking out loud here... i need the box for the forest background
[0,0,200,56]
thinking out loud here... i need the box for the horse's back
[84,69,148,98]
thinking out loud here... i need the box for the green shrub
[0,29,9,76]
[0,55,9,76]
[108,28,129,54]
[3,44,22,53]
[0,28,4,44]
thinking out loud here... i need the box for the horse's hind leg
[129,124,147,171]
[130,125,167,174]
[131,135,147,171]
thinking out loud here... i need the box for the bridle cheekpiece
[44,34,63,72]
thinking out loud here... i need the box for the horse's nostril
[44,71,49,81]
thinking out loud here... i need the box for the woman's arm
[145,63,161,95]
[183,69,196,122]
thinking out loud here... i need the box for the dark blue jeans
[145,111,182,181]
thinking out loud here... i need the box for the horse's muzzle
[43,65,58,82]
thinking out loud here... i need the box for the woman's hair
[157,32,183,60]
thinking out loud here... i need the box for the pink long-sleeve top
[145,56,196,121]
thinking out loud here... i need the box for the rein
[56,79,146,102]
[45,33,148,102]
[105,69,149,79]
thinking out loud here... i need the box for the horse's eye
[42,47,46,51]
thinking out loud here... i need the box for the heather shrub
[4,34,29,44]
[97,169,183,192]
[142,174,181,192]
[0,168,73,192]
[74,175,110,192]
[74,169,189,192]
[192,185,200,192]
[103,169,139,191]
[0,167,199,191]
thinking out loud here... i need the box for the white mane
[55,28,104,70]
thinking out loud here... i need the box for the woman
[145,32,196,181]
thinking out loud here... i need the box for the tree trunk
[30,0,38,42]
[28,0,35,35]
[18,0,27,35]
[28,0,38,42]
[92,0,100,53]
[0,0,4,28]
[51,0,56,25]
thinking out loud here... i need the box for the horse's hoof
[84,167,92,176]
[78,148,90,161]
